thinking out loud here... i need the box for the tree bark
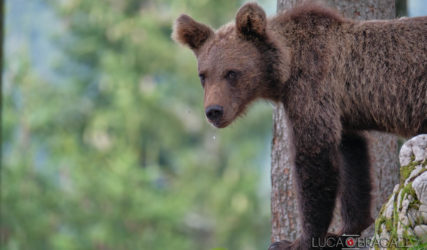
[271,0,399,242]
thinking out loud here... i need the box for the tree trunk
[271,0,399,242]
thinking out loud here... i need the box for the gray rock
[420,205,427,224]
[399,135,427,166]
[374,135,427,248]
[407,208,418,227]
[420,204,427,213]
[405,166,424,185]
[384,195,395,219]
[379,224,390,242]
[396,188,403,212]
[393,184,400,193]
[412,172,427,204]
[399,199,410,226]
[421,211,427,224]
[414,225,427,242]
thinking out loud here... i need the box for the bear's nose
[205,105,224,123]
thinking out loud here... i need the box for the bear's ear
[172,14,214,52]
[236,2,267,40]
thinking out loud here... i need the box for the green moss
[400,162,417,185]
[379,201,387,216]
[375,156,426,248]
[376,216,387,234]
[418,167,427,176]
[390,204,399,241]
[409,242,427,250]
[385,217,393,232]
[402,228,423,248]
[402,230,421,248]
[399,155,427,187]
[399,183,418,209]
[408,199,421,210]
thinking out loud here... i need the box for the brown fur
[173,2,427,249]
[172,14,214,53]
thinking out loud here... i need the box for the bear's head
[173,3,290,128]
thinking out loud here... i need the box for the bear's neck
[255,27,292,103]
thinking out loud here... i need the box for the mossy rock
[373,135,427,249]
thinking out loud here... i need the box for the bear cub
[173,2,427,250]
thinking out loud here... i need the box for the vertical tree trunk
[271,0,399,242]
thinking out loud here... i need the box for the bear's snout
[205,105,224,125]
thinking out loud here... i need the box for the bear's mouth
[210,119,231,128]
[208,106,246,128]
[205,105,241,129]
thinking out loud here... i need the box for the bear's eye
[198,73,206,87]
[224,70,239,85]
[225,70,237,80]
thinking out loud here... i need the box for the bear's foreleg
[270,138,341,250]
[295,144,340,249]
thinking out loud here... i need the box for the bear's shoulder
[275,3,347,27]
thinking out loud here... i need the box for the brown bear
[172,2,427,250]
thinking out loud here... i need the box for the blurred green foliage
[1,0,274,249]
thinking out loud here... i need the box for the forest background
[1,0,426,250]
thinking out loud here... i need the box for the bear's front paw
[268,239,293,250]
